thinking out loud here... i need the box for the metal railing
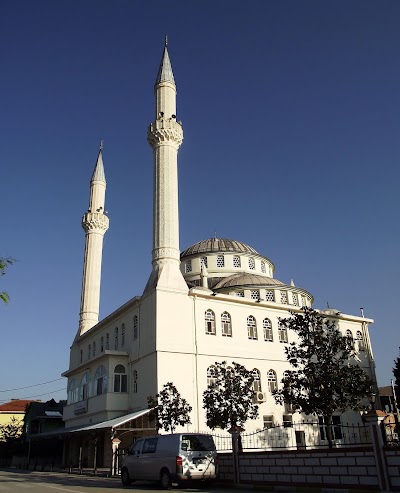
[212,421,371,451]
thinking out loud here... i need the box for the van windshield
[181,435,216,451]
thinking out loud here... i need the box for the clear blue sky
[1,1,399,403]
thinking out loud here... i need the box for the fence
[212,421,371,451]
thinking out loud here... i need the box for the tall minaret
[78,143,109,335]
[145,38,187,292]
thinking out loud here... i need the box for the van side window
[142,437,158,454]
[130,440,143,455]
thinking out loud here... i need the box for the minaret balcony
[81,212,109,233]
[147,118,183,148]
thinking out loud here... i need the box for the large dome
[181,237,259,258]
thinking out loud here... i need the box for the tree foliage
[0,257,14,304]
[393,348,400,409]
[0,416,23,442]
[203,361,259,431]
[273,307,374,447]
[147,382,192,434]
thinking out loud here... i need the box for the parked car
[121,433,217,488]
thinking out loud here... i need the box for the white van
[121,433,217,488]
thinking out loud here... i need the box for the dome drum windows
[292,293,299,306]
[280,291,288,304]
[114,364,127,393]
[221,312,232,337]
[233,256,241,268]
[185,260,192,273]
[265,290,275,302]
[261,261,266,274]
[247,315,258,340]
[216,255,225,268]
[201,257,208,268]
[248,258,255,270]
[236,291,244,297]
[205,309,216,335]
[250,289,260,301]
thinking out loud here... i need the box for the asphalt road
[0,470,245,493]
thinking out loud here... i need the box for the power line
[0,387,66,403]
[0,378,64,393]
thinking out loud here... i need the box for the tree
[203,361,259,431]
[0,257,14,304]
[393,348,400,410]
[273,307,374,448]
[147,382,192,433]
[0,416,23,442]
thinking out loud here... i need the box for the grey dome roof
[181,238,260,258]
[213,273,285,290]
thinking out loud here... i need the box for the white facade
[63,41,377,437]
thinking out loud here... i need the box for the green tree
[273,307,374,448]
[393,348,400,410]
[0,257,14,304]
[147,382,192,433]
[0,416,23,442]
[202,361,259,431]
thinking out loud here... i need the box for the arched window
[93,341,96,357]
[79,372,91,401]
[121,323,125,347]
[252,369,261,392]
[133,315,138,340]
[93,365,108,396]
[221,312,232,337]
[292,293,299,306]
[100,336,104,352]
[263,318,273,342]
[114,364,127,393]
[88,344,91,359]
[68,378,78,404]
[261,261,266,274]
[106,333,110,350]
[278,325,288,343]
[205,309,216,335]
[247,315,257,340]
[355,330,364,351]
[115,327,119,350]
[267,370,277,393]
[207,366,217,388]
[133,370,138,393]
[80,349,83,363]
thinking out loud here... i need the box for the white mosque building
[62,40,377,467]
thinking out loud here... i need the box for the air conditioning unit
[254,391,267,403]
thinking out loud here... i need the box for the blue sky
[1,1,399,403]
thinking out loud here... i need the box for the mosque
[62,40,377,467]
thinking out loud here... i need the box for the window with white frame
[207,366,217,388]
[283,415,293,428]
[265,290,275,302]
[280,291,288,304]
[278,326,288,343]
[115,327,119,350]
[292,293,299,306]
[93,365,107,396]
[263,318,273,342]
[68,378,78,404]
[205,309,216,335]
[221,312,232,337]
[93,341,96,357]
[133,315,138,340]
[121,323,125,347]
[250,289,260,301]
[185,260,192,273]
[267,369,277,392]
[201,257,208,268]
[263,415,274,429]
[236,290,244,297]
[247,315,258,340]
[252,369,262,392]
[100,336,104,352]
[133,370,138,393]
[355,330,364,351]
[216,255,225,267]
[79,373,91,401]
[114,364,127,392]
[106,333,110,350]
[248,257,255,270]
[261,261,266,274]
[233,256,241,268]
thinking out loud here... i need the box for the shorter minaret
[78,143,109,335]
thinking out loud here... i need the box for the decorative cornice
[147,118,183,149]
[81,212,109,234]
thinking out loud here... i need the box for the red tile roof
[0,400,39,413]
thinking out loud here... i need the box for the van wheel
[160,469,171,489]
[121,468,132,486]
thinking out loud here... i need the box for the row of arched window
[79,315,139,363]
[207,366,279,393]
[68,365,138,404]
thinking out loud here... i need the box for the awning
[67,408,151,433]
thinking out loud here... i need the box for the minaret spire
[145,39,187,293]
[78,143,109,335]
